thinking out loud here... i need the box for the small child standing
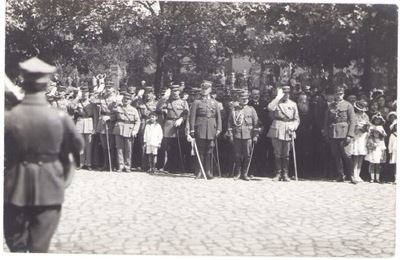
[388,120,397,183]
[143,112,163,173]
[365,114,387,183]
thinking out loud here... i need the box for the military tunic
[157,97,189,138]
[323,99,356,179]
[112,104,140,170]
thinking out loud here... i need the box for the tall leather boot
[233,166,242,180]
[282,157,291,182]
[204,153,213,179]
[272,157,282,181]
[242,157,251,181]
[101,148,110,171]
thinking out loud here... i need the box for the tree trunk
[362,54,372,92]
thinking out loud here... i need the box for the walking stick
[214,137,222,177]
[244,142,256,177]
[105,124,112,173]
[193,140,207,179]
[291,135,298,181]
[176,129,185,172]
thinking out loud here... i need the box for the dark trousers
[233,138,252,174]
[329,138,354,178]
[195,138,214,176]
[4,203,61,253]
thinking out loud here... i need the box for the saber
[291,135,298,181]
[105,123,112,173]
[176,129,185,172]
[193,140,207,179]
[244,142,256,178]
[214,137,222,177]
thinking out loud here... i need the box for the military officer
[4,57,84,252]
[267,85,300,182]
[227,91,259,181]
[189,80,222,179]
[323,85,357,184]
[135,86,158,170]
[157,85,189,173]
[111,92,141,172]
[70,84,95,170]
[92,80,118,171]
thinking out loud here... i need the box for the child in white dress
[365,114,387,183]
[349,100,370,182]
[143,112,163,173]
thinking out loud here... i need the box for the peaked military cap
[201,80,213,89]
[144,86,154,92]
[122,92,132,99]
[81,85,89,93]
[170,85,181,91]
[19,57,57,84]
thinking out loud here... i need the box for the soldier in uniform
[92,80,118,171]
[4,57,84,252]
[157,85,189,173]
[227,91,259,181]
[189,81,222,179]
[135,86,158,171]
[111,92,141,172]
[70,85,95,170]
[323,86,357,184]
[267,85,300,182]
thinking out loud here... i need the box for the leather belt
[197,115,216,118]
[166,117,180,120]
[275,118,294,122]
[117,120,133,123]
[21,154,59,165]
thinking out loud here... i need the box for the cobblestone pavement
[3,170,396,257]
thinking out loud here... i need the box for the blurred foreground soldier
[227,91,259,181]
[267,86,300,182]
[323,86,357,184]
[112,92,141,172]
[4,57,84,252]
[189,81,222,179]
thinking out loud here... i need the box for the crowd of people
[6,66,398,184]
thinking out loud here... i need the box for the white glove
[187,135,193,143]
[174,118,183,127]
[164,88,171,99]
[131,131,137,138]
[137,89,145,98]
[276,87,284,100]
[102,115,111,123]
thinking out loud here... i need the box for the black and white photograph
[1,0,398,258]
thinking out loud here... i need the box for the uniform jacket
[323,99,356,139]
[267,98,300,141]
[4,93,84,206]
[92,96,117,134]
[189,97,222,140]
[143,122,163,147]
[157,97,189,138]
[111,104,140,138]
[71,98,95,134]
[227,105,259,139]
[137,98,158,132]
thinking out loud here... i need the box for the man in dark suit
[4,57,84,252]
[248,88,270,176]
[189,80,222,179]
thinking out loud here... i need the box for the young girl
[143,112,163,173]
[348,100,370,182]
[388,120,397,183]
[365,114,387,183]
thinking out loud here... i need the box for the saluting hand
[174,118,183,127]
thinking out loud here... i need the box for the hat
[390,120,397,131]
[19,57,57,84]
[386,111,397,121]
[333,86,345,94]
[170,85,181,91]
[371,113,386,125]
[81,85,89,93]
[105,79,114,87]
[148,111,158,117]
[144,86,154,93]
[201,80,213,89]
[353,100,368,112]
[370,127,386,137]
[371,90,384,100]
[122,92,132,99]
